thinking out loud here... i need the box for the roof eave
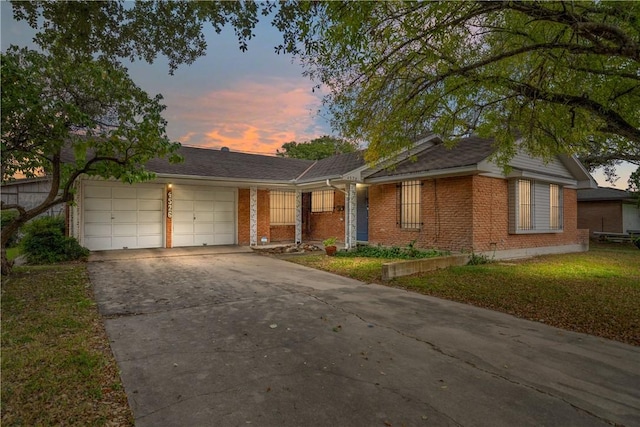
[364,165,482,184]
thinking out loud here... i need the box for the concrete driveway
[88,247,640,427]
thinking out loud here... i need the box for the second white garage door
[172,185,236,247]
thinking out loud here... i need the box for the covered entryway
[171,185,236,247]
[83,181,164,251]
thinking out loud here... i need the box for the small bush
[1,209,20,247]
[337,242,449,260]
[467,252,492,265]
[21,216,89,264]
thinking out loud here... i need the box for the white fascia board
[506,170,578,187]
[557,154,597,188]
[153,173,297,189]
[364,165,481,184]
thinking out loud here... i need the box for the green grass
[285,242,640,346]
[1,264,133,426]
[6,246,22,261]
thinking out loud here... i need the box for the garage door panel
[215,233,234,245]
[112,211,137,223]
[195,190,215,201]
[85,198,111,211]
[172,235,194,247]
[215,191,234,202]
[113,198,137,211]
[195,223,214,234]
[214,201,233,212]
[138,188,163,199]
[113,236,137,249]
[174,200,194,211]
[215,211,234,222]
[139,235,163,247]
[85,224,112,236]
[173,211,193,222]
[194,200,214,211]
[112,187,137,199]
[87,186,112,198]
[196,212,214,223]
[195,235,214,246]
[214,223,233,234]
[113,224,138,236]
[174,222,194,234]
[174,189,194,200]
[85,237,112,251]
[83,182,163,250]
[85,211,112,223]
[139,223,162,235]
[139,211,162,223]
[139,199,162,211]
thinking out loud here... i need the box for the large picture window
[398,180,421,229]
[510,179,563,233]
[311,190,334,212]
[270,191,295,225]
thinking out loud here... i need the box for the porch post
[250,186,257,246]
[295,190,302,244]
[345,182,357,250]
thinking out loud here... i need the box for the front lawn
[285,242,640,346]
[1,264,133,426]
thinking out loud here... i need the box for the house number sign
[167,190,173,218]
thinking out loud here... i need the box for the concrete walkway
[88,248,640,426]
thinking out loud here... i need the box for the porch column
[295,190,302,244]
[345,182,357,250]
[250,186,257,246]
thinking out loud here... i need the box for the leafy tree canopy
[273,1,640,171]
[10,0,272,74]
[276,135,358,160]
[1,47,180,273]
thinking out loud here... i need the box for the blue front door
[356,186,368,241]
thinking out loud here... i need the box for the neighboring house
[0,177,65,217]
[10,134,595,259]
[577,187,640,236]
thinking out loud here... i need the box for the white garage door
[172,185,235,247]
[83,181,164,251]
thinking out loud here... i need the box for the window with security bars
[311,190,334,212]
[518,179,534,230]
[549,184,562,230]
[270,191,296,225]
[397,180,422,229]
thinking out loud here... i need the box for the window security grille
[270,191,296,225]
[549,184,562,230]
[518,179,534,230]
[311,190,334,212]
[397,180,422,229]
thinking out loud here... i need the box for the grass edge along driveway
[284,242,640,346]
[1,264,134,427]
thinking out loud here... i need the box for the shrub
[467,252,492,265]
[21,216,89,264]
[1,209,20,247]
[337,242,449,260]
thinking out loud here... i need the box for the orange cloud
[167,78,329,155]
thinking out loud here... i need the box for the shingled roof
[368,136,495,179]
[297,151,366,182]
[146,146,314,182]
[577,187,636,202]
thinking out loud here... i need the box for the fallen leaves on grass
[1,265,133,426]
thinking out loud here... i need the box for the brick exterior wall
[237,189,250,245]
[368,175,584,252]
[577,201,623,235]
[471,176,583,252]
[304,191,346,242]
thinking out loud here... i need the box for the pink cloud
[166,78,328,155]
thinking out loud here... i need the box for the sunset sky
[1,3,633,189]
